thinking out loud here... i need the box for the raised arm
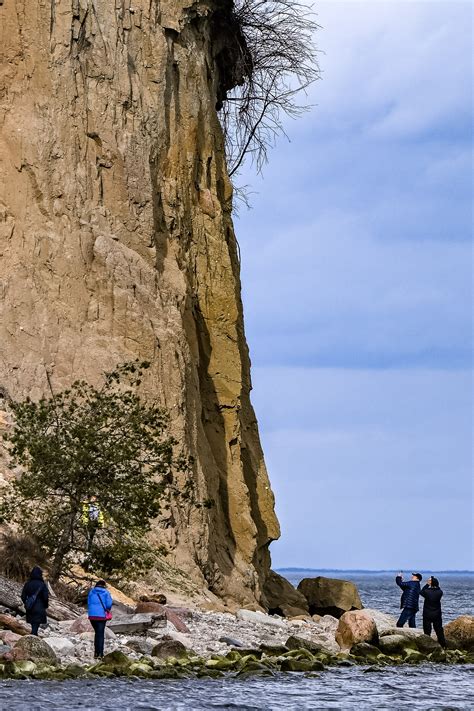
[420,584,429,598]
[396,575,409,590]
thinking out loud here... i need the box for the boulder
[379,627,425,638]
[297,577,363,618]
[108,613,161,635]
[44,637,76,656]
[68,614,93,635]
[0,643,11,656]
[139,594,167,605]
[259,643,289,655]
[135,602,165,614]
[335,611,379,651]
[413,634,441,654]
[236,609,287,628]
[0,613,30,636]
[285,635,328,654]
[362,609,398,635]
[0,630,21,645]
[378,634,417,655]
[126,637,155,655]
[11,635,58,664]
[166,606,193,620]
[262,571,309,617]
[309,633,340,655]
[444,615,474,652]
[219,636,245,647]
[100,650,131,668]
[165,609,190,634]
[151,639,189,660]
[159,630,193,648]
[350,642,381,659]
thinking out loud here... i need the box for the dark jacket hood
[30,566,44,581]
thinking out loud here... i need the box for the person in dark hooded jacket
[20,566,49,636]
[395,572,422,628]
[420,576,446,647]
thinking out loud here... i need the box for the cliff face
[0,0,280,605]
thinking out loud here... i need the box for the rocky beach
[1,573,473,683]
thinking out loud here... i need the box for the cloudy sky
[235,0,472,570]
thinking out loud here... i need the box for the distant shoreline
[276,568,474,574]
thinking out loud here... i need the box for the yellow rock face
[0,0,279,605]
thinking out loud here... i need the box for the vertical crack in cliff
[0,0,280,606]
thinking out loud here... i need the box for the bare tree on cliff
[220,0,319,180]
[0,361,191,584]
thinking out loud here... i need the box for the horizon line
[276,567,474,574]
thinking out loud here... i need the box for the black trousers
[31,621,40,636]
[423,615,446,647]
[90,619,107,657]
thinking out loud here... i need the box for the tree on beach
[0,361,190,584]
[220,0,320,180]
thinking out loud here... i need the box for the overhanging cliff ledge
[0,0,280,605]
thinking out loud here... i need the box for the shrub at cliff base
[0,361,191,583]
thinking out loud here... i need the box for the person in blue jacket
[87,579,113,658]
[395,571,422,628]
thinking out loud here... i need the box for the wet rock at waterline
[7,635,59,665]
[444,616,474,652]
[335,611,379,651]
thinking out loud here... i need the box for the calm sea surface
[279,570,474,622]
[1,571,472,710]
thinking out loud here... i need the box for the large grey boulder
[151,639,189,660]
[362,609,398,635]
[262,571,309,617]
[11,635,59,664]
[380,627,425,638]
[380,627,441,653]
[125,637,156,655]
[108,613,162,635]
[44,637,76,656]
[297,577,363,618]
[378,634,417,655]
[286,633,339,655]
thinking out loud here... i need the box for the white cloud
[234,0,472,568]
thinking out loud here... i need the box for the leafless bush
[220,0,320,180]
[0,530,50,582]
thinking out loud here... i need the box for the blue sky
[235,0,472,570]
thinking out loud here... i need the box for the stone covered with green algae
[1,643,472,681]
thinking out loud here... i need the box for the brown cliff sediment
[0,0,279,605]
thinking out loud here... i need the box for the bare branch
[219,0,320,187]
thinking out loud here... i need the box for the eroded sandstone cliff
[0,0,279,605]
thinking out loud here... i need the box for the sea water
[1,571,472,710]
